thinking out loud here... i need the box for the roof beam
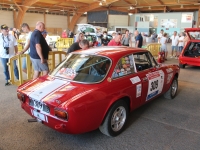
[157,0,171,12]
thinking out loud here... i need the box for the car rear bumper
[21,102,77,134]
[179,55,200,66]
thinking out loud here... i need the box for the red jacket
[108,39,122,46]
[62,32,68,38]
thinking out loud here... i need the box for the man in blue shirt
[134,30,143,48]
[30,21,50,79]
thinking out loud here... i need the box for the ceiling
[0,0,200,15]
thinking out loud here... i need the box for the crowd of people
[3,21,192,86]
[157,29,189,60]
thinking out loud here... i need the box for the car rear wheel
[164,77,178,99]
[99,100,128,137]
[179,63,185,68]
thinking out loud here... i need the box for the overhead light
[130,6,134,10]
[180,5,183,8]
[60,10,64,11]
[10,5,14,9]
[45,9,49,13]
[99,2,102,6]
[84,12,87,14]
[128,13,133,15]
[148,6,151,10]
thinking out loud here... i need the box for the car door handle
[142,77,148,82]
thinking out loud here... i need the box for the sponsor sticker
[130,76,141,84]
[136,84,142,98]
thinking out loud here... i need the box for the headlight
[54,108,68,121]
[17,92,25,103]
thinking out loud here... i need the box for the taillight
[54,108,68,120]
[17,92,25,103]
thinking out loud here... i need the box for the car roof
[72,46,148,58]
[185,28,200,32]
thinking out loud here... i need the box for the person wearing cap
[0,24,19,85]
[18,23,32,73]
[157,29,164,43]
[30,21,50,79]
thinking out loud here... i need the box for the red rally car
[179,28,200,68]
[17,47,180,137]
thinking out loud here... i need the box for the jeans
[0,58,19,82]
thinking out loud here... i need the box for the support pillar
[198,6,200,28]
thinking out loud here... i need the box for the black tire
[164,77,178,99]
[179,63,185,68]
[99,100,128,137]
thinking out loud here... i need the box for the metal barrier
[146,43,161,57]
[8,51,67,86]
[55,38,74,51]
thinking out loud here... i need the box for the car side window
[133,52,153,71]
[112,54,135,78]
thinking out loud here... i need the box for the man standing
[19,23,32,73]
[134,30,143,48]
[108,33,122,46]
[157,29,164,43]
[0,24,19,85]
[101,31,110,46]
[170,31,179,58]
[30,21,50,79]
[67,39,89,53]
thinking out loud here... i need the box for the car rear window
[50,54,111,83]
[188,31,200,40]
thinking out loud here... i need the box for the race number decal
[146,70,164,101]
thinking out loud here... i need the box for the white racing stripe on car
[28,79,68,101]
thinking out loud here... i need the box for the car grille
[29,99,50,113]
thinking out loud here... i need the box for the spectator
[178,32,185,57]
[61,29,67,38]
[160,33,168,60]
[141,32,146,46]
[101,31,110,46]
[68,30,74,38]
[112,32,116,39]
[76,32,84,42]
[108,33,122,46]
[18,23,32,73]
[121,30,132,47]
[30,21,50,79]
[0,24,19,85]
[67,39,89,53]
[42,30,52,51]
[170,31,179,59]
[134,30,143,48]
[12,28,19,39]
[157,29,164,43]
[183,32,189,46]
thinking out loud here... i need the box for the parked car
[17,47,180,137]
[179,28,200,68]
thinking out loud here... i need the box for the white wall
[46,14,67,29]
[0,10,14,28]
[108,15,128,27]
[23,13,44,27]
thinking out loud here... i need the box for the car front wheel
[99,100,128,137]
[164,77,178,99]
[179,63,185,68]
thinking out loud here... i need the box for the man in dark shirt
[134,30,143,48]
[67,39,89,53]
[30,21,50,79]
[101,31,110,46]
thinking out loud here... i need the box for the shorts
[178,46,183,52]
[30,57,49,72]
[161,45,168,52]
[22,57,27,69]
[171,46,178,51]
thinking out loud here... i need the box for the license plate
[31,109,48,123]
[32,99,43,111]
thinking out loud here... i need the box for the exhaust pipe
[28,118,37,122]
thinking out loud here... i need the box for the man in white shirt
[0,24,19,85]
[178,32,185,58]
[19,23,32,73]
[170,31,179,58]
[157,29,164,43]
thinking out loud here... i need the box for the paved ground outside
[0,44,200,150]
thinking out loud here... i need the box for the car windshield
[188,31,200,40]
[50,54,111,83]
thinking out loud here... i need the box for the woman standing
[160,33,168,60]
[121,30,132,47]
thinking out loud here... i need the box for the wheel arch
[100,96,131,126]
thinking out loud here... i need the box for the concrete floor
[0,44,200,150]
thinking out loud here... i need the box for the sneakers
[170,56,173,58]
[5,82,11,86]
